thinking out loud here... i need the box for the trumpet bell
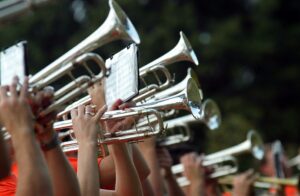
[200,99,221,130]
[248,130,264,160]
[140,31,198,72]
[30,0,140,84]
[185,77,202,119]
[178,31,199,66]
[105,0,140,44]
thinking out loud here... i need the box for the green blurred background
[0,0,299,160]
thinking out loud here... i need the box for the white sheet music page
[105,44,139,107]
[0,41,27,85]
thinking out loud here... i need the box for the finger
[0,86,8,100]
[245,169,254,178]
[248,172,259,183]
[43,86,54,95]
[78,105,85,117]
[85,105,95,116]
[94,105,107,121]
[20,77,29,99]
[111,121,123,132]
[40,89,54,109]
[70,109,78,119]
[9,76,19,98]
[121,117,135,129]
[109,99,123,111]
[119,101,135,110]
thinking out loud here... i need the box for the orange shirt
[0,157,102,196]
[285,185,299,196]
[0,164,18,196]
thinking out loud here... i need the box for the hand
[232,169,256,196]
[104,99,136,133]
[29,87,57,144]
[88,80,106,110]
[156,147,173,178]
[0,76,35,137]
[71,105,107,145]
[180,152,204,184]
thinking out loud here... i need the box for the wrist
[78,141,98,148]
[40,132,59,151]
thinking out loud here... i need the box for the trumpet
[172,130,264,185]
[132,77,202,119]
[176,156,238,187]
[134,31,199,102]
[218,175,299,189]
[30,0,140,84]
[145,67,201,101]
[55,78,201,149]
[157,99,221,146]
[57,33,199,118]
[56,77,202,131]
[28,0,140,116]
[135,98,221,146]
[58,108,164,152]
[288,155,300,169]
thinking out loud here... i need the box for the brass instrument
[30,0,140,84]
[157,123,191,147]
[218,175,299,189]
[132,77,202,119]
[177,156,238,187]
[57,34,199,119]
[54,78,201,150]
[157,98,221,146]
[135,98,221,146]
[28,0,140,116]
[56,77,202,131]
[58,108,164,152]
[288,155,300,169]
[133,32,199,102]
[172,130,264,186]
[146,67,201,101]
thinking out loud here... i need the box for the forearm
[164,172,185,196]
[0,133,10,179]
[12,131,53,196]
[141,147,164,196]
[132,144,151,181]
[44,145,80,196]
[141,179,154,196]
[112,143,143,196]
[78,142,99,196]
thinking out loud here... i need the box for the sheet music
[105,44,139,107]
[0,41,27,85]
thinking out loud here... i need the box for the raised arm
[180,152,204,196]
[0,76,53,196]
[101,99,143,196]
[138,136,165,196]
[31,88,80,196]
[72,104,107,196]
[157,147,184,196]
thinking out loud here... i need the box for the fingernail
[44,86,54,93]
